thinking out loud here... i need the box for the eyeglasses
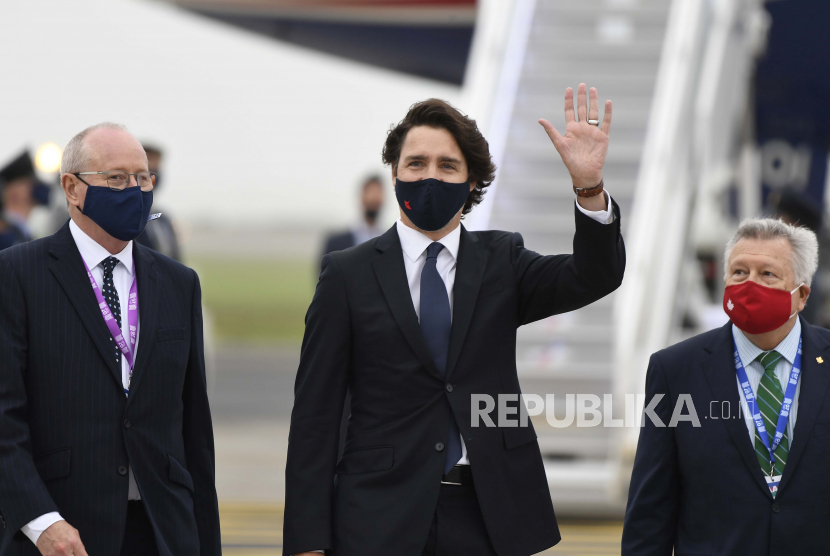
[73,171,155,192]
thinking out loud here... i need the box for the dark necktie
[419,242,462,473]
[101,256,123,366]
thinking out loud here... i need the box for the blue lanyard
[733,338,802,475]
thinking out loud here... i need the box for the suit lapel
[701,322,773,499]
[372,226,442,380]
[778,318,830,494]
[48,223,122,389]
[445,227,487,382]
[125,244,159,404]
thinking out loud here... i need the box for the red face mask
[723,280,802,334]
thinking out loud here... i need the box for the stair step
[536,0,670,18]
[493,178,637,197]
[527,39,663,61]
[523,56,661,79]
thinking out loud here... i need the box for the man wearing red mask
[623,218,829,556]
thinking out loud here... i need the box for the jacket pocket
[502,424,537,450]
[158,328,186,342]
[168,454,194,492]
[335,446,394,475]
[34,447,71,482]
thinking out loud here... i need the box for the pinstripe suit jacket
[0,222,221,556]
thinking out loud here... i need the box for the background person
[0,123,220,556]
[320,174,386,263]
[623,218,829,555]
[284,84,625,556]
[0,151,37,242]
[0,186,27,252]
[0,214,26,252]
[135,143,182,262]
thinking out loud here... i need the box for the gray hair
[723,217,819,286]
[60,122,129,174]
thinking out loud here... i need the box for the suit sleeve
[0,255,60,537]
[511,196,625,325]
[621,353,679,556]
[283,254,351,555]
[182,270,222,556]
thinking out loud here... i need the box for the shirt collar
[69,219,134,276]
[396,220,461,264]
[732,317,802,369]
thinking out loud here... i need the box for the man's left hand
[539,83,612,191]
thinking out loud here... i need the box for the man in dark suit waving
[623,218,830,555]
[284,84,625,556]
[0,123,221,556]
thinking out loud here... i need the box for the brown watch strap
[573,179,604,198]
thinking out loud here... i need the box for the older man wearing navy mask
[624,218,830,556]
[0,123,220,556]
[284,85,626,556]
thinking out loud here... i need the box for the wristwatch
[573,179,604,198]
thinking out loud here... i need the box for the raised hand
[538,83,612,191]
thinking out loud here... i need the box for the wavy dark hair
[382,99,496,216]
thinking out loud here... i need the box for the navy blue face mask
[81,186,154,241]
[395,177,470,232]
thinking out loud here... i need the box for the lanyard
[82,259,138,396]
[733,338,801,480]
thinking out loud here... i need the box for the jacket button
[123,419,131,429]
[435,442,445,452]
[118,465,128,476]
[446,384,454,392]
[772,503,780,513]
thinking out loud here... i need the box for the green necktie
[753,350,789,496]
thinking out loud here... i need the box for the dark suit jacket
[322,231,356,257]
[0,222,221,556]
[320,229,359,458]
[320,231,357,276]
[0,220,26,252]
[136,212,181,262]
[623,317,830,556]
[284,201,626,556]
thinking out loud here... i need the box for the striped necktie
[753,350,789,496]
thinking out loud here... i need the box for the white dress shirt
[21,220,142,545]
[733,318,802,445]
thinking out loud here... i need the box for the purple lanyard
[82,259,138,395]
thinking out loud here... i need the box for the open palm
[539,83,612,190]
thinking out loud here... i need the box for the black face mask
[81,186,155,241]
[395,178,470,232]
[364,208,380,223]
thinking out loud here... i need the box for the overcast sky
[0,0,466,230]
